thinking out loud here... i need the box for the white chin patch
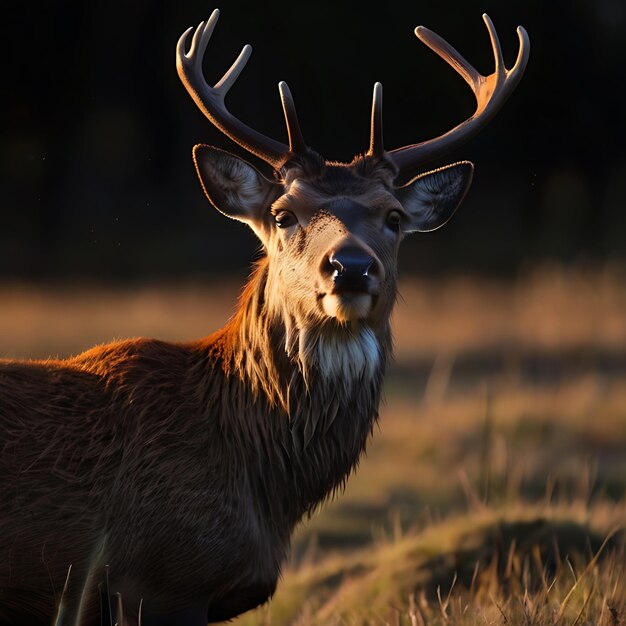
[322,294,373,322]
[315,325,380,382]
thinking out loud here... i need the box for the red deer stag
[0,9,529,626]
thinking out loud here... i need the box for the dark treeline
[2,0,625,280]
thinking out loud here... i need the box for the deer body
[0,8,528,625]
[1,258,387,623]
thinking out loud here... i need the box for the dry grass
[1,264,625,624]
[235,505,626,626]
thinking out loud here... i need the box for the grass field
[1,264,625,624]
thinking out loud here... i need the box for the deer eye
[385,210,402,230]
[274,211,297,228]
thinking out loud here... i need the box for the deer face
[194,146,472,327]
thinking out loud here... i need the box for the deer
[0,9,529,626]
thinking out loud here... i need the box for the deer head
[176,10,529,338]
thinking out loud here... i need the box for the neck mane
[202,258,392,523]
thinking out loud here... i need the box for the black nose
[329,247,374,277]
[328,246,374,292]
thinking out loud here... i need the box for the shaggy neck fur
[203,258,392,527]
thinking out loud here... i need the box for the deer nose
[326,246,377,293]
[329,248,374,278]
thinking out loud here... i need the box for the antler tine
[190,10,217,59]
[483,14,504,76]
[214,44,252,95]
[413,26,481,91]
[513,25,531,80]
[278,81,307,154]
[386,15,530,178]
[368,82,384,158]
[176,9,294,170]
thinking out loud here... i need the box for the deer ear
[395,161,474,232]
[193,144,282,225]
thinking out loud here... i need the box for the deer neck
[216,258,391,520]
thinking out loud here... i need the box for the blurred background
[3,0,626,279]
[2,0,626,622]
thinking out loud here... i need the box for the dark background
[2,0,625,280]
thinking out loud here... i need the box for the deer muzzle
[319,244,383,322]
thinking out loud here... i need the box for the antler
[369,15,530,177]
[176,9,306,170]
